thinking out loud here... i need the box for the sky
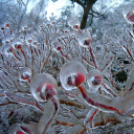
[42,0,125,19]
[32,0,83,20]
[21,0,125,20]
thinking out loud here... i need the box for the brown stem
[89,109,98,128]
[41,51,51,73]
[101,56,113,71]
[5,91,35,105]
[60,50,70,61]
[123,45,134,61]
[88,46,97,68]
[20,48,28,67]
[81,55,94,66]
[54,120,74,127]
[60,99,84,109]
[102,82,117,97]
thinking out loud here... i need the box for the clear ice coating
[68,17,80,28]
[20,67,32,82]
[123,3,134,24]
[4,44,14,57]
[9,124,24,134]
[87,69,103,92]
[9,123,33,134]
[30,73,58,102]
[60,61,88,91]
[76,28,92,48]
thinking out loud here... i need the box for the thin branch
[91,8,106,19]
[70,0,85,10]
[88,13,93,26]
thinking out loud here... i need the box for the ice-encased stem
[78,86,134,114]
[37,96,59,134]
[78,86,121,113]
[4,91,44,111]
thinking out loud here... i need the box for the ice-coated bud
[1,26,5,30]
[6,23,10,27]
[76,28,92,48]
[14,42,22,49]
[4,45,14,53]
[83,39,92,46]
[20,67,31,82]
[67,72,85,86]
[30,73,58,102]
[60,61,87,91]
[123,4,134,24]
[36,83,57,101]
[87,69,103,92]
[92,75,103,86]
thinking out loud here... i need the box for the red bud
[75,72,85,86]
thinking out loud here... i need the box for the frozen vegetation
[0,0,134,133]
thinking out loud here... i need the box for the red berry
[67,72,85,87]
[15,44,22,49]
[75,72,85,86]
[67,75,74,86]
[36,83,54,93]
[92,75,102,86]
[45,83,55,92]
[5,41,10,44]
[126,11,134,22]
[21,73,30,80]
[1,27,4,30]
[84,39,92,46]
[6,23,10,27]
[8,47,14,52]
[57,46,61,50]
[16,130,25,134]
[46,88,57,100]
[36,83,56,100]
[73,25,79,29]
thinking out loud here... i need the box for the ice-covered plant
[1,2,134,134]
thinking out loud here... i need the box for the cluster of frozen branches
[1,1,134,134]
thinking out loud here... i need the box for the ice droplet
[77,32,92,48]
[20,67,32,82]
[30,73,58,102]
[123,4,134,24]
[60,61,87,91]
[76,27,92,48]
[87,69,103,92]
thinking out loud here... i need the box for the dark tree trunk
[80,0,97,29]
